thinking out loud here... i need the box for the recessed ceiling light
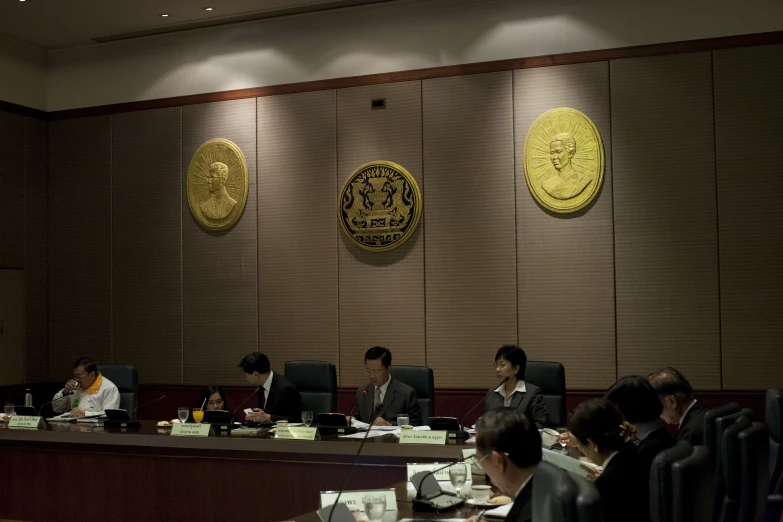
[160,13,170,17]
[204,7,214,11]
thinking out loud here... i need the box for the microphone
[456,376,510,439]
[411,457,469,512]
[347,388,367,423]
[232,386,261,423]
[34,399,58,418]
[131,395,166,421]
[323,386,391,522]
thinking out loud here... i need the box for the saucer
[466,499,495,507]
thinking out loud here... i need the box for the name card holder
[319,488,397,511]
[276,426,319,440]
[399,429,448,445]
[171,423,213,437]
[461,448,484,476]
[8,416,45,429]
[407,462,472,482]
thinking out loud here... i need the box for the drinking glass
[449,463,468,496]
[302,411,314,427]
[3,404,13,417]
[193,407,204,424]
[177,407,189,423]
[362,495,386,522]
[396,414,409,427]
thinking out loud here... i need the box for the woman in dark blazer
[568,398,647,522]
[484,345,549,429]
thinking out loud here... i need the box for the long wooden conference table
[0,422,471,522]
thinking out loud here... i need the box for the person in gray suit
[484,345,550,429]
[354,346,421,426]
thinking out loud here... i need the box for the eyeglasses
[73,373,89,379]
[493,362,510,370]
[475,450,509,470]
[364,369,385,375]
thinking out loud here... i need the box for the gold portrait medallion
[339,161,422,252]
[523,108,605,213]
[187,138,249,231]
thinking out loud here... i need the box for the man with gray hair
[648,366,709,445]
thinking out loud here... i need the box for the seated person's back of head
[475,408,542,522]
[568,398,647,522]
[648,366,709,445]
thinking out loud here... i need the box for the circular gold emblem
[523,108,605,213]
[187,138,249,231]
[339,161,422,252]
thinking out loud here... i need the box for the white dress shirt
[513,472,534,499]
[375,375,392,403]
[495,380,527,407]
[262,371,274,408]
[601,450,619,470]
[52,375,120,415]
[679,399,697,428]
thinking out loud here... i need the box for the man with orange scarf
[52,357,120,417]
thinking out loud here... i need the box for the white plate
[466,499,496,508]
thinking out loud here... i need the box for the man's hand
[371,417,391,426]
[559,431,573,446]
[246,408,271,423]
[464,516,478,522]
[68,408,85,418]
[63,379,78,394]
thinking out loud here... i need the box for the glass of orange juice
[193,408,204,424]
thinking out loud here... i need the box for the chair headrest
[524,362,565,395]
[284,361,336,393]
[767,389,783,443]
[98,365,138,393]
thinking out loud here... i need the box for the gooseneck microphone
[232,386,261,423]
[326,385,392,522]
[347,389,367,422]
[131,395,167,421]
[456,376,509,438]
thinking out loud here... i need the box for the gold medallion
[523,108,605,213]
[338,161,422,252]
[187,138,249,231]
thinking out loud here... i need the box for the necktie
[374,387,382,412]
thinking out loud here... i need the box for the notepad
[483,502,514,518]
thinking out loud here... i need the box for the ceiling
[0,0,398,50]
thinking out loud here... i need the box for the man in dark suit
[239,352,304,423]
[648,366,709,445]
[354,346,421,426]
[484,345,549,429]
[472,408,541,522]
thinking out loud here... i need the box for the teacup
[541,428,560,447]
[471,485,492,504]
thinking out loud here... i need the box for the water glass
[449,463,468,496]
[396,414,409,427]
[177,407,189,423]
[3,404,13,417]
[302,411,314,427]
[362,495,386,522]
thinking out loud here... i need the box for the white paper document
[484,502,514,519]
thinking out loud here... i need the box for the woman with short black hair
[484,345,549,428]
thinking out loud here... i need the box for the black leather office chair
[284,360,337,415]
[571,473,603,522]
[98,365,139,418]
[719,416,753,522]
[389,365,434,425]
[705,403,741,454]
[532,461,578,522]
[766,389,783,494]
[650,440,694,522]
[739,422,769,522]
[525,361,566,428]
[672,445,715,522]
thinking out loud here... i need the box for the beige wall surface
[3,44,782,390]
[0,37,47,111]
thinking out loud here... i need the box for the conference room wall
[714,44,783,390]
[422,72,518,389]
[513,62,616,390]
[612,52,721,389]
[18,42,782,391]
[257,91,339,371]
[0,111,25,270]
[336,82,426,386]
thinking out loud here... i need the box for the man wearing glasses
[52,357,120,417]
[353,346,421,426]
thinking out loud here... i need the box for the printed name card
[407,462,472,482]
[462,447,485,476]
[319,489,397,511]
[8,416,44,429]
[171,423,213,437]
[399,429,448,445]
[275,426,318,440]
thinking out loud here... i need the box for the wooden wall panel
[714,44,783,389]
[611,52,720,389]
[182,99,258,385]
[112,108,183,384]
[337,81,425,387]
[422,72,517,389]
[0,111,24,269]
[24,117,49,382]
[514,62,616,390]
[48,116,112,377]
[257,91,338,374]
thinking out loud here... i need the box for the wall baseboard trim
[2,30,780,121]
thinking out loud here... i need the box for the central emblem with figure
[338,161,422,252]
